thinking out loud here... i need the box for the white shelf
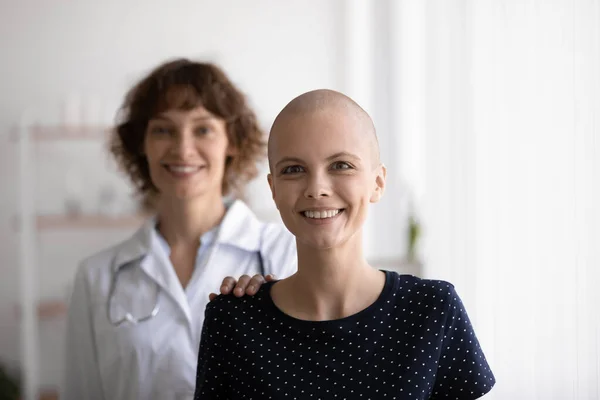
[12,213,147,231]
[36,214,146,230]
[30,125,111,141]
[15,300,67,320]
[15,122,130,398]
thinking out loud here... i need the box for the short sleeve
[194,302,227,399]
[430,285,495,400]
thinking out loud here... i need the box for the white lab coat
[62,200,297,400]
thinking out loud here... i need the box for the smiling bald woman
[194,89,495,400]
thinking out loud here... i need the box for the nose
[173,128,197,157]
[303,171,331,199]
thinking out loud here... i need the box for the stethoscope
[106,240,265,326]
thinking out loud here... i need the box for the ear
[267,173,279,209]
[369,164,387,203]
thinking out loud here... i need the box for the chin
[298,235,343,251]
[161,185,207,202]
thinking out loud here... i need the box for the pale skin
[143,106,272,296]
[266,89,388,320]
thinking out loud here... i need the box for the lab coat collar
[108,199,264,324]
[111,199,263,271]
[217,199,263,252]
[111,217,192,323]
[112,217,157,273]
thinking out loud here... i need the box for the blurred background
[0,0,598,399]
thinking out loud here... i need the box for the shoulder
[66,241,126,309]
[392,272,456,296]
[78,243,120,273]
[389,272,459,309]
[204,289,268,325]
[74,244,119,292]
[207,280,273,313]
[205,294,238,314]
[74,219,152,290]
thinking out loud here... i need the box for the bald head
[268,89,380,169]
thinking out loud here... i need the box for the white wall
[392,1,600,399]
[0,0,351,393]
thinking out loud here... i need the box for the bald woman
[194,89,495,400]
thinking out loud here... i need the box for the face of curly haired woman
[143,105,235,204]
[112,59,266,211]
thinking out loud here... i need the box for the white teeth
[303,209,341,219]
[167,165,200,173]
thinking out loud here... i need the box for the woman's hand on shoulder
[209,274,277,301]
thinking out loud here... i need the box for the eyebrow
[327,152,362,162]
[274,152,362,169]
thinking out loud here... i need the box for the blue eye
[150,126,172,135]
[195,126,210,135]
[281,165,305,174]
[331,161,352,170]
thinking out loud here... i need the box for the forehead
[151,105,217,122]
[269,110,371,164]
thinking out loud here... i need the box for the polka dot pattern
[194,271,495,399]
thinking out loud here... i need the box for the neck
[279,232,385,320]
[156,193,226,246]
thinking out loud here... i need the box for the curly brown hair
[110,58,266,204]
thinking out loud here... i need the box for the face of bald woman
[267,89,386,250]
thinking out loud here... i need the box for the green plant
[407,215,421,263]
[0,362,20,400]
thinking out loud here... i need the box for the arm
[194,303,227,399]
[62,266,105,400]
[429,285,496,400]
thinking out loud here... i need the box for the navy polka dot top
[194,270,495,399]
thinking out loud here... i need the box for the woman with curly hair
[63,59,297,400]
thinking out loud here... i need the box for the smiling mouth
[301,209,344,219]
[162,164,204,174]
